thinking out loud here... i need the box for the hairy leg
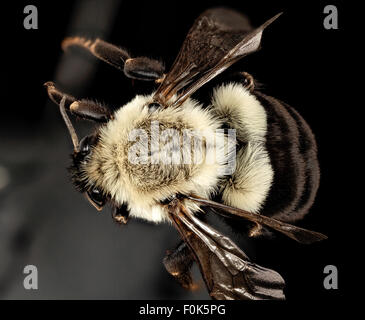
[44,82,112,123]
[163,241,197,290]
[62,37,165,81]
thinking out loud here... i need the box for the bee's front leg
[44,82,112,123]
[112,204,130,225]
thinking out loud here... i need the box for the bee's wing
[187,196,328,244]
[154,8,282,107]
[168,199,285,300]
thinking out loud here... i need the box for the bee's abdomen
[255,92,320,222]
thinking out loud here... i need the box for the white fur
[212,82,268,142]
[212,83,273,213]
[221,143,273,213]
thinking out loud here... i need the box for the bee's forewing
[154,8,282,107]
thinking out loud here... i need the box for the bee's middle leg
[240,71,255,92]
[231,71,255,92]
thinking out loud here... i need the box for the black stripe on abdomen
[255,92,319,222]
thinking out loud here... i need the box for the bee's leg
[44,82,112,123]
[248,222,263,237]
[112,204,129,225]
[240,71,255,92]
[163,241,197,290]
[124,58,166,83]
[62,37,165,82]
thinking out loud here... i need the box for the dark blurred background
[0,0,347,300]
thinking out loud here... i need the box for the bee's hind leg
[163,241,198,290]
[62,37,165,82]
[44,82,112,123]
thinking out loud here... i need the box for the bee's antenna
[59,96,80,152]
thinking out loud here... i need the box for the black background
[0,0,348,304]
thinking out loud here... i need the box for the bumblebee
[45,8,326,300]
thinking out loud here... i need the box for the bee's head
[45,88,129,223]
[68,133,109,211]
